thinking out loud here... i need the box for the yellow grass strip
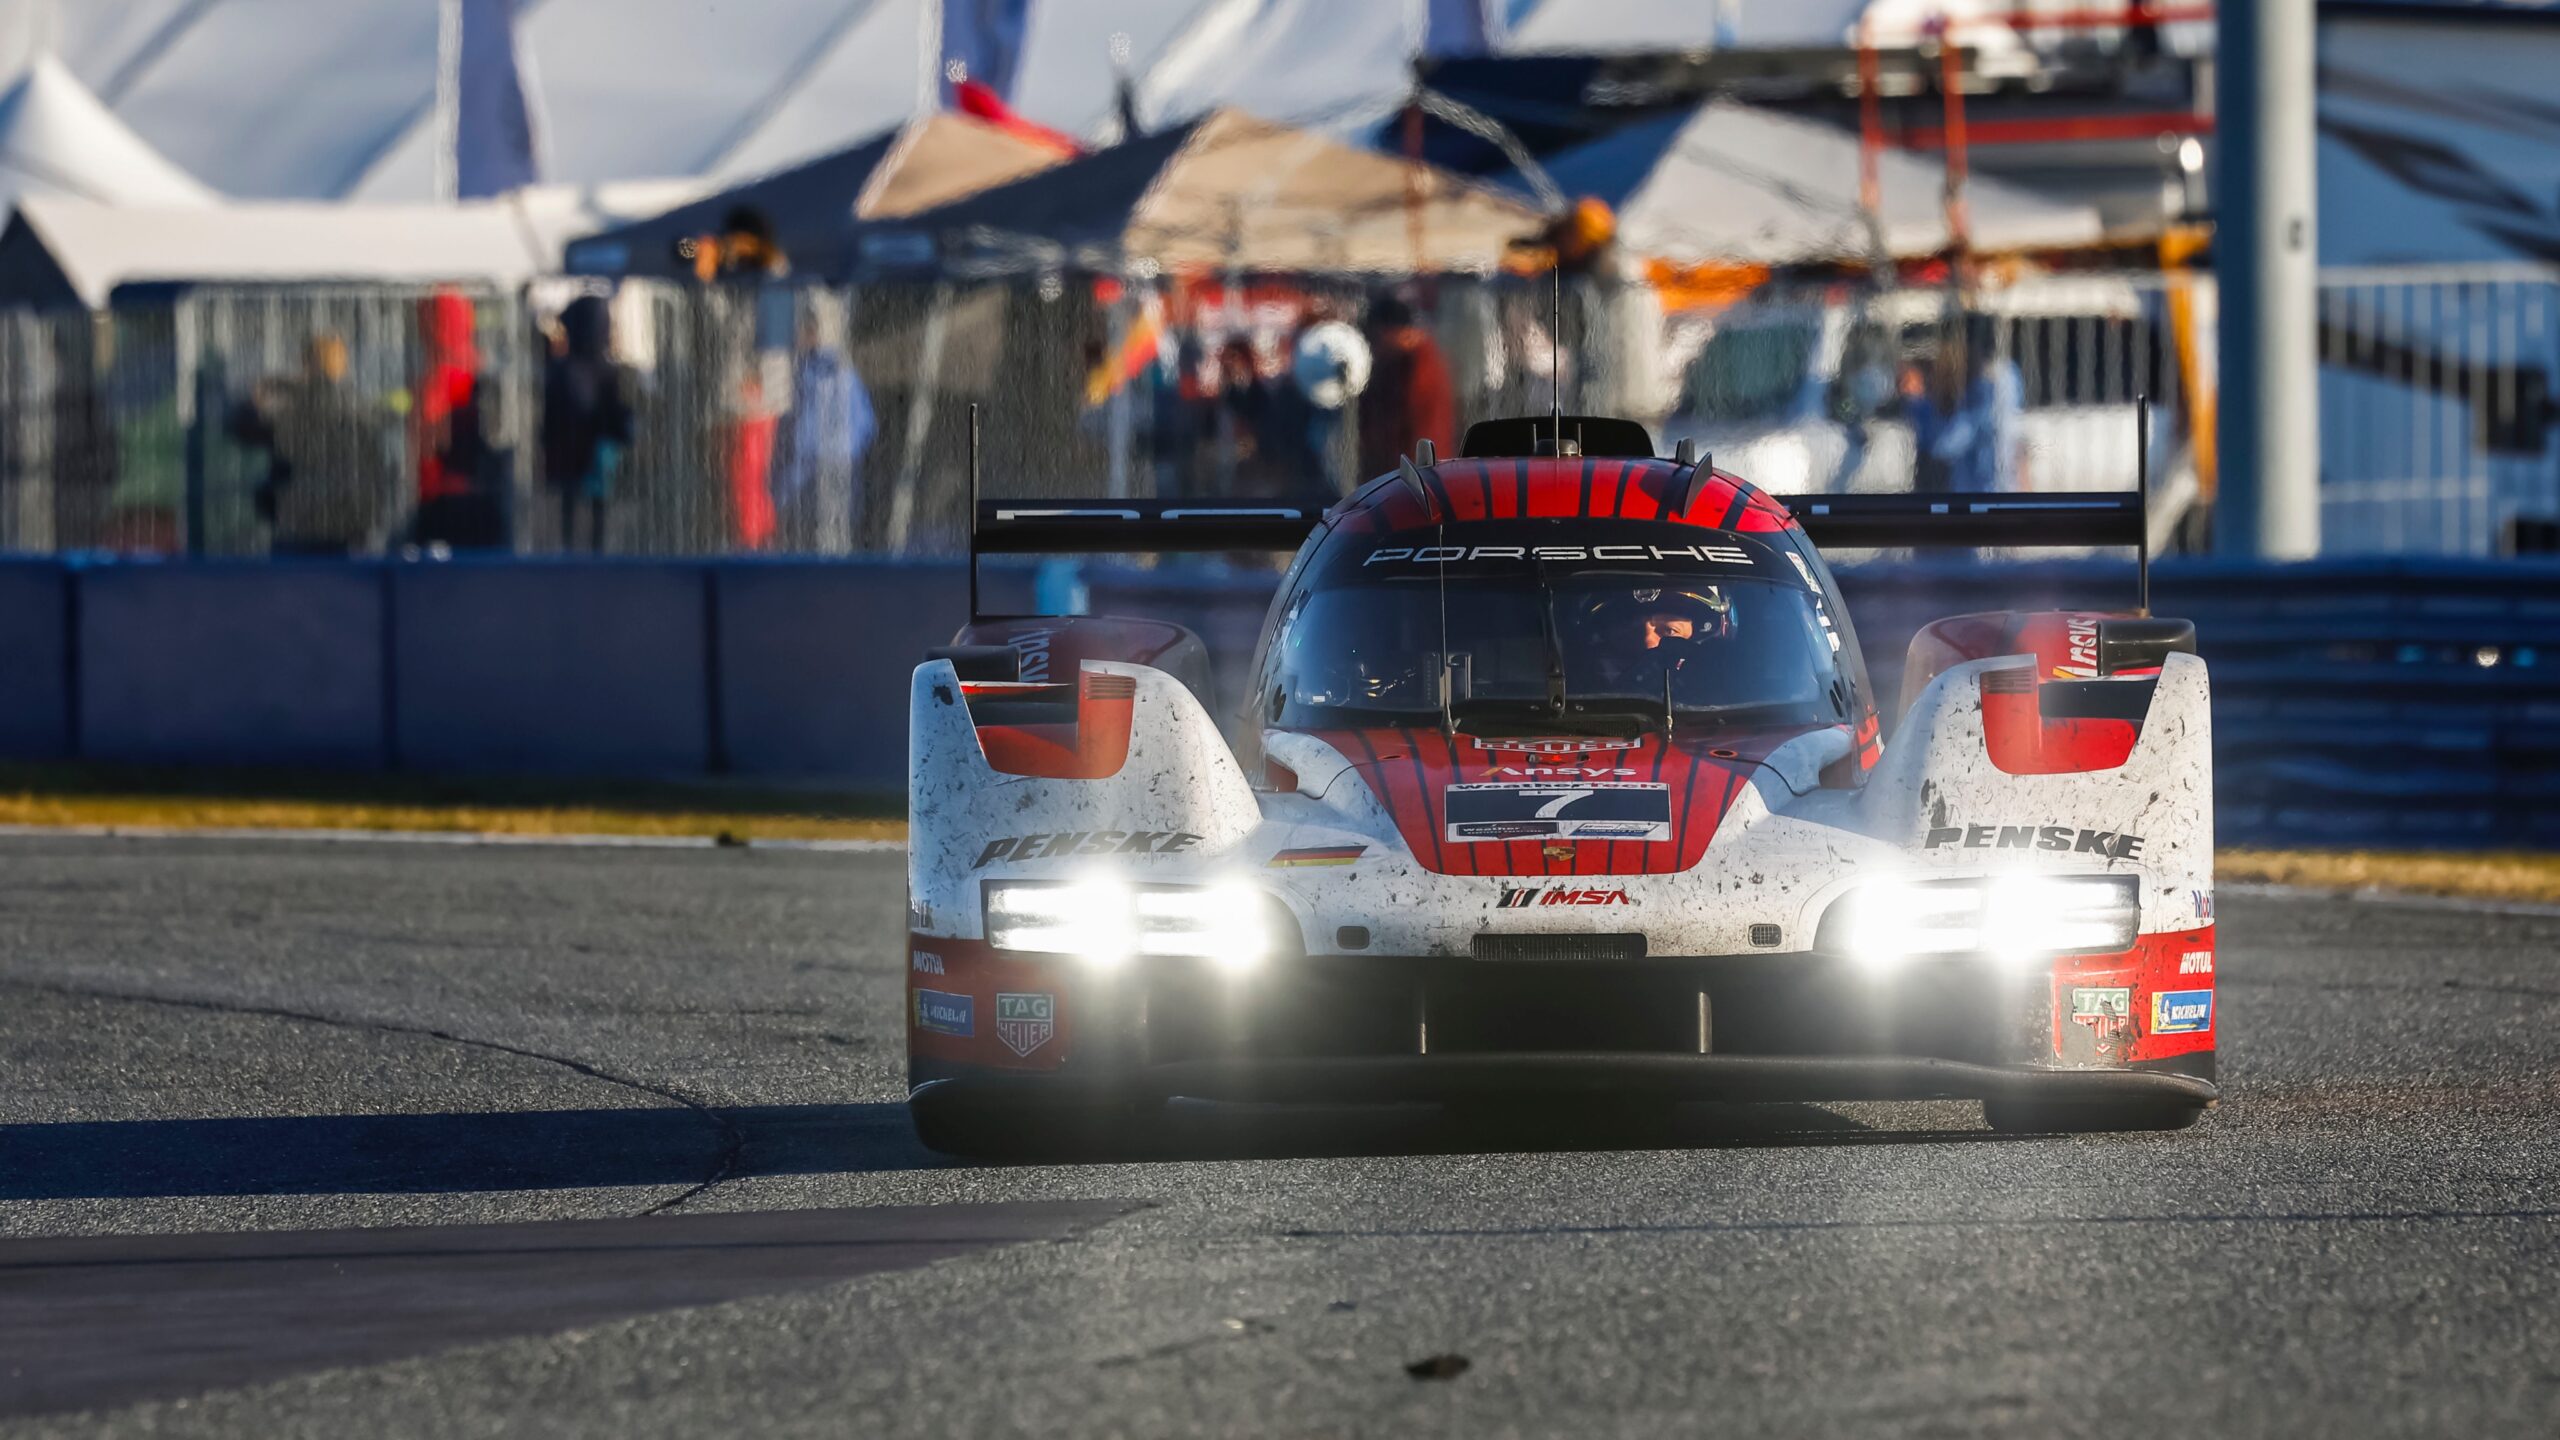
[0,792,901,844]
[2220,849,2560,906]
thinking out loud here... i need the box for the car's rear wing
[1775,492,2144,549]
[967,491,2147,619]
[972,492,2139,554]
[974,501,1324,555]
[968,401,2156,618]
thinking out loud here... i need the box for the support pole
[2215,0,2320,559]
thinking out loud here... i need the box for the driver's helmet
[1570,586,1734,672]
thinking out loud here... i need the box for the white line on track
[0,824,906,854]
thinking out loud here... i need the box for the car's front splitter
[911,1053,2217,1109]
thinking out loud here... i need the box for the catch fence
[0,264,2549,561]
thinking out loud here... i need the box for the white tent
[0,185,701,306]
[29,0,1682,200]
[0,52,213,208]
[1526,101,2105,265]
[39,0,2184,204]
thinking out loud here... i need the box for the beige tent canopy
[854,109,1550,277]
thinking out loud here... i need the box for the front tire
[1983,1096,2206,1134]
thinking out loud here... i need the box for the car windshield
[1275,570,1844,731]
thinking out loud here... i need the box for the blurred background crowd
[0,0,2548,562]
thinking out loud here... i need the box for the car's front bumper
[904,932,2220,1107]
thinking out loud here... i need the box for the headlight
[983,880,1274,971]
[1826,874,2139,969]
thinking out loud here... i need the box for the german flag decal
[1268,845,1367,868]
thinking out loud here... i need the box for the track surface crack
[0,977,745,1216]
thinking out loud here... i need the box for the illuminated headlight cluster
[983,880,1275,971]
[1826,875,2140,969]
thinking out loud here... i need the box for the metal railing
[2316,264,2560,557]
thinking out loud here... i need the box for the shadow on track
[0,1099,2014,1199]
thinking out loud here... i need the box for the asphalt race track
[3,836,2558,1437]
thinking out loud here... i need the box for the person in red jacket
[414,291,480,505]
[1357,294,1455,478]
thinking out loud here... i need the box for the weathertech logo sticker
[995,992,1055,1056]
[2151,989,2213,1035]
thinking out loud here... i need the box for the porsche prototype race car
[905,415,2215,1155]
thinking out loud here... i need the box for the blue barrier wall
[77,564,384,768]
[5,553,2559,846]
[392,563,712,775]
[0,560,68,760]
[713,562,972,778]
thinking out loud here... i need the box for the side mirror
[1445,652,1473,705]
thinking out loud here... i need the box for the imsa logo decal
[1497,886,1634,908]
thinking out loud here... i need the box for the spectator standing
[1290,305,1369,496]
[1209,338,1265,496]
[410,290,502,548]
[1357,295,1455,480]
[1150,333,1211,499]
[1912,318,2023,494]
[728,367,779,551]
[47,326,117,550]
[540,296,633,552]
[775,319,877,553]
[237,333,392,555]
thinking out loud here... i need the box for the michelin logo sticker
[2151,989,2213,1035]
[914,989,974,1037]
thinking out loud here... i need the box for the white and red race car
[906,416,2215,1155]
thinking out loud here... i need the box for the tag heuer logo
[995,992,1055,1057]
